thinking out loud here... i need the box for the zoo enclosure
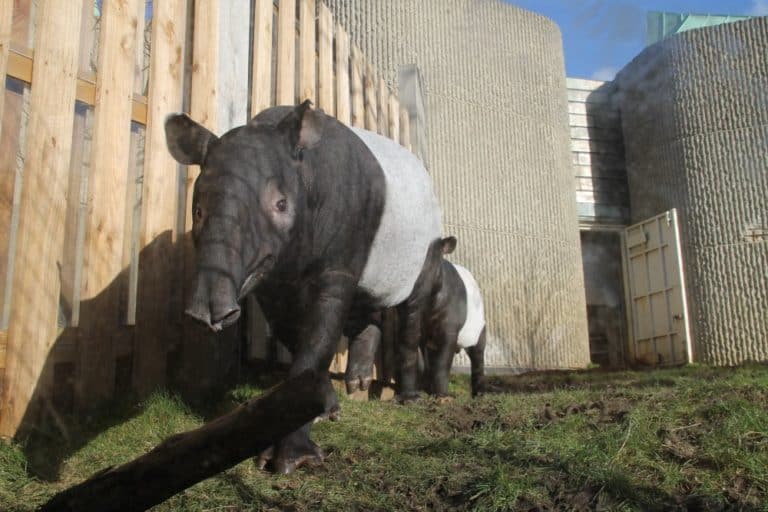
[0,0,411,438]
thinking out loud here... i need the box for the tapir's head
[165,101,323,331]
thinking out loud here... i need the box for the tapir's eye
[276,198,287,213]
[194,205,203,221]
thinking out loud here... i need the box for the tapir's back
[350,127,442,307]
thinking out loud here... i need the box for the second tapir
[165,101,443,473]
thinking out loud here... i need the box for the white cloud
[750,0,768,16]
[591,66,618,81]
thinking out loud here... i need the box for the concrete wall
[566,78,629,226]
[615,17,768,365]
[325,0,589,370]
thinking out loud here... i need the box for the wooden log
[275,0,295,105]
[350,45,364,128]
[39,370,334,512]
[0,0,83,437]
[78,0,140,403]
[251,0,273,115]
[334,24,350,125]
[298,0,316,104]
[317,2,333,115]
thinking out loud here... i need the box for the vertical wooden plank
[0,0,12,139]
[298,0,315,104]
[317,2,333,114]
[335,24,350,125]
[363,63,376,131]
[10,0,31,48]
[275,0,295,105]
[134,0,188,395]
[350,45,364,128]
[0,80,23,333]
[77,0,140,403]
[0,0,82,437]
[378,77,389,137]
[251,0,272,115]
[400,107,411,150]
[389,96,399,142]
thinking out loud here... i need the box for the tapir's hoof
[314,403,341,423]
[471,378,487,398]
[395,392,421,405]
[345,375,373,395]
[256,442,326,475]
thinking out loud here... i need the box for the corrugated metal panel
[325,0,589,370]
[565,77,629,226]
[617,17,768,365]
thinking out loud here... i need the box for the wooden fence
[0,0,411,438]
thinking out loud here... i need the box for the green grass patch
[2,364,768,511]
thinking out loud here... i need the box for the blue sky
[504,0,768,79]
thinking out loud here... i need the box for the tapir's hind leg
[425,330,458,397]
[345,321,381,394]
[465,326,487,397]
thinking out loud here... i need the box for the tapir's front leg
[258,270,356,474]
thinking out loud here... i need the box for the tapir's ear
[278,100,324,157]
[164,113,218,165]
[441,236,457,255]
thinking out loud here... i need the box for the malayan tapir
[421,237,486,398]
[165,101,443,474]
[345,237,487,399]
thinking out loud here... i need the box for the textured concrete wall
[566,78,628,226]
[325,0,589,370]
[615,18,768,365]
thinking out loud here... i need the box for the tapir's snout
[185,271,241,332]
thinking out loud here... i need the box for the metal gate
[624,209,693,366]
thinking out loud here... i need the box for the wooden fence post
[335,24,350,125]
[276,0,295,105]
[77,0,140,405]
[134,0,188,395]
[298,0,316,105]
[377,77,389,137]
[251,0,272,116]
[350,45,364,128]
[400,107,411,150]
[0,0,12,140]
[388,96,399,142]
[0,0,83,437]
[363,63,376,131]
[317,3,333,115]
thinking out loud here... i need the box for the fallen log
[40,370,333,512]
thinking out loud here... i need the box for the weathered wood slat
[39,370,333,512]
[0,0,12,140]
[335,24,350,125]
[0,0,83,437]
[78,0,141,403]
[276,0,295,105]
[399,107,410,150]
[363,63,376,131]
[251,0,273,115]
[377,77,389,137]
[388,95,399,142]
[317,2,333,115]
[350,45,364,128]
[134,0,188,395]
[298,0,315,104]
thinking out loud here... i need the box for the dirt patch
[538,399,632,427]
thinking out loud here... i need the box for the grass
[2,364,768,511]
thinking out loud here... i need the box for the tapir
[165,101,443,473]
[345,237,487,399]
[421,237,486,398]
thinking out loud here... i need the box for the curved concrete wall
[326,0,589,370]
[616,18,768,365]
